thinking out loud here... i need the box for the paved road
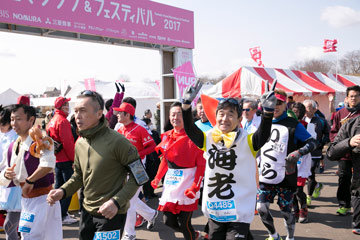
[1,160,357,239]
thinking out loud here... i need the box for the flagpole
[335,50,338,82]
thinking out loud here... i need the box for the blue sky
[0,0,359,94]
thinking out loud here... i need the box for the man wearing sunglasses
[256,89,317,240]
[241,98,261,134]
[47,90,141,240]
[181,80,276,240]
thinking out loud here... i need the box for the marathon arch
[0,0,194,132]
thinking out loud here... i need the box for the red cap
[17,96,30,106]
[54,97,71,109]
[113,102,135,116]
[275,93,286,102]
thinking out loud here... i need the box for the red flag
[323,39,337,53]
[249,46,264,67]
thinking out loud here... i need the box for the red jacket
[46,109,75,163]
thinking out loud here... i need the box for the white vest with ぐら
[202,129,257,223]
[258,124,289,184]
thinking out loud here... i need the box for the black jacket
[327,116,360,192]
[306,116,330,158]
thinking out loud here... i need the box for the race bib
[93,230,120,240]
[206,199,237,222]
[18,212,35,233]
[165,169,184,186]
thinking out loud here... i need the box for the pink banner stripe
[1,0,194,48]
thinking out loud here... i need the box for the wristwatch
[25,178,35,184]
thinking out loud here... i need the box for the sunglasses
[243,108,252,112]
[80,90,104,109]
[276,100,284,106]
[219,98,239,106]
[218,98,242,113]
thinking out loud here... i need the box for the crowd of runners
[1,81,360,240]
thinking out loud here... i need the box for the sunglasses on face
[243,108,252,112]
[276,100,284,106]
[80,90,104,109]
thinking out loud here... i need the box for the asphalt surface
[1,159,358,239]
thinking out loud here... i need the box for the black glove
[285,150,301,175]
[115,82,125,93]
[260,80,277,112]
[182,79,203,105]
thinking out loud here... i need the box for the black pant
[293,186,307,212]
[352,194,360,229]
[307,158,320,196]
[208,219,253,240]
[79,208,126,240]
[143,152,160,198]
[163,211,195,240]
[338,160,352,208]
[55,161,74,218]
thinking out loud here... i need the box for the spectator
[46,96,77,225]
[241,98,261,134]
[327,115,360,235]
[256,89,317,240]
[47,90,141,239]
[330,85,360,216]
[291,102,312,223]
[0,105,19,239]
[303,99,329,208]
[195,98,212,132]
[105,82,125,129]
[152,102,205,240]
[287,96,295,109]
[154,102,161,133]
[115,102,158,240]
[0,104,61,239]
[143,109,152,120]
[181,80,276,239]
[16,96,30,106]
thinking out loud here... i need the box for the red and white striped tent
[203,66,360,119]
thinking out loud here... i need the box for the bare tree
[339,50,360,75]
[289,59,334,73]
[199,72,228,84]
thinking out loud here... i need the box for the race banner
[323,39,338,53]
[0,0,194,48]
[84,78,96,91]
[172,61,198,105]
[249,46,264,67]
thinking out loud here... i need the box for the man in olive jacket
[47,91,140,239]
[327,115,360,235]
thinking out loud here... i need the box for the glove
[260,79,277,112]
[115,82,125,93]
[285,150,301,175]
[151,178,160,189]
[182,79,203,105]
[184,182,200,199]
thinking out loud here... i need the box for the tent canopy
[0,88,21,106]
[204,66,360,98]
[203,66,360,119]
